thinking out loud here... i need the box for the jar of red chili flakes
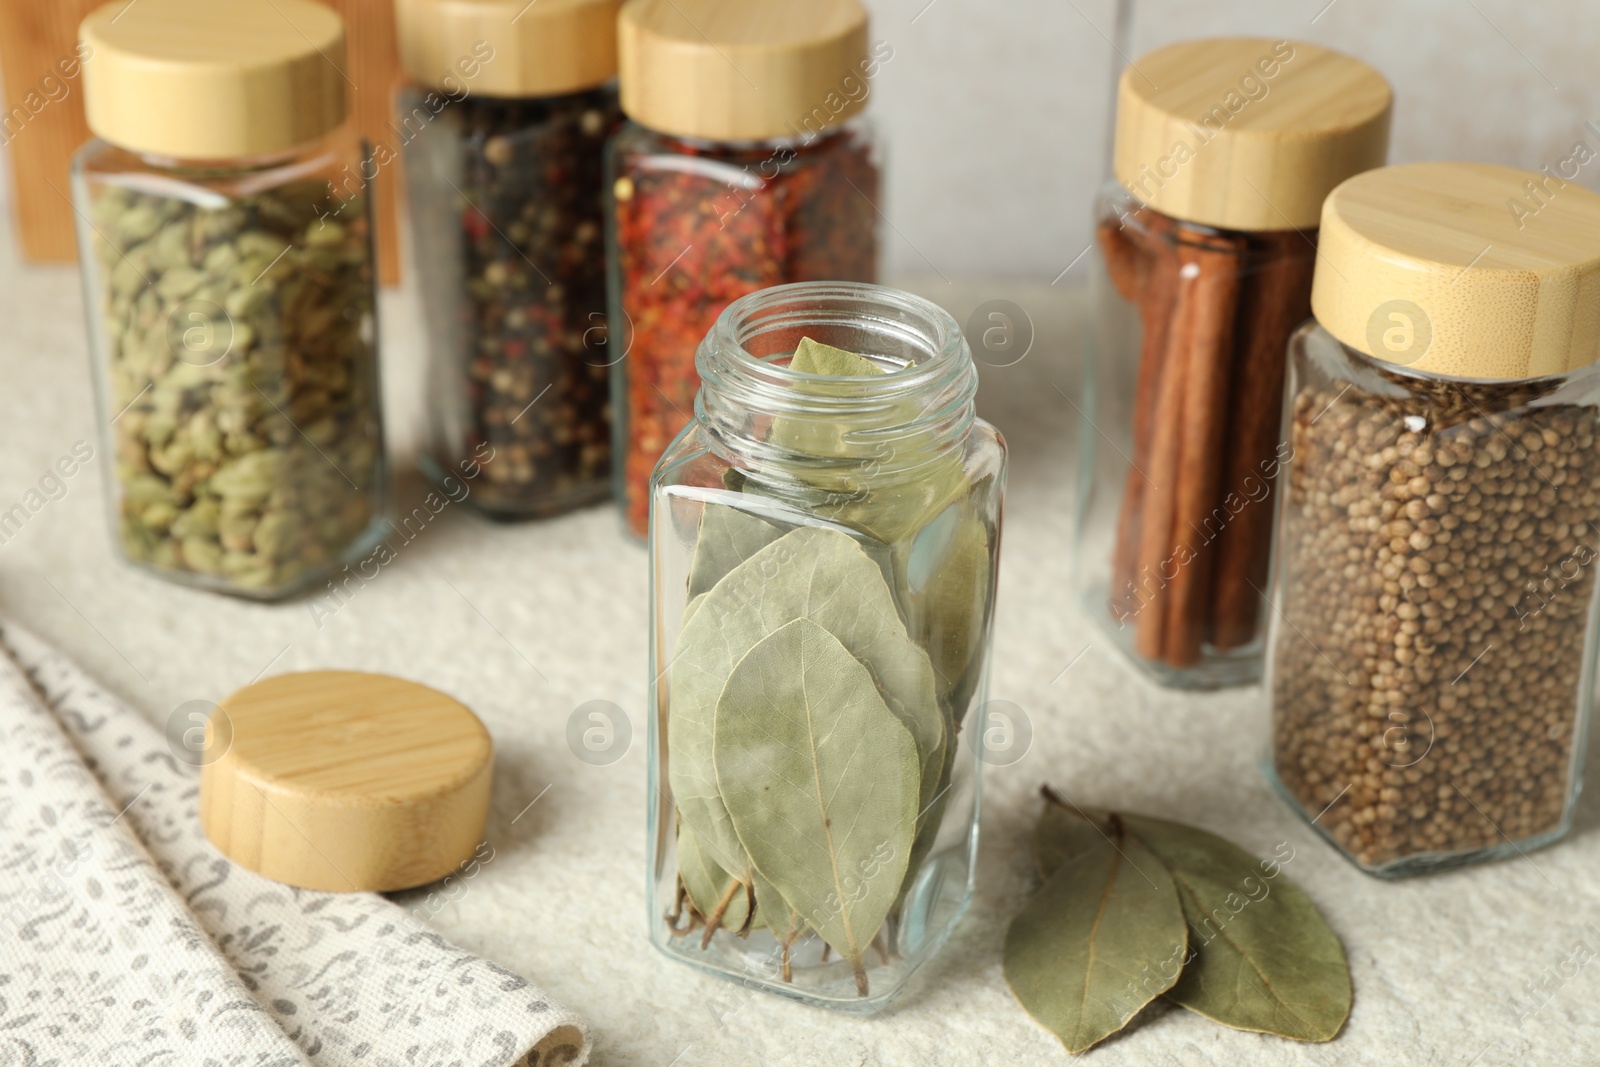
[397,0,622,518]
[608,0,885,536]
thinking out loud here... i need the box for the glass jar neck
[695,283,977,479]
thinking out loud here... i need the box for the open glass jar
[608,0,883,537]
[71,0,383,599]
[397,0,622,517]
[1267,162,1600,876]
[1079,38,1391,688]
[648,282,1005,1008]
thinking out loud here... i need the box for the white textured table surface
[3,220,1600,1066]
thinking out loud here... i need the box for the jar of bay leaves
[71,0,384,598]
[397,0,623,517]
[649,282,1005,1007]
[1267,162,1600,876]
[1080,38,1391,688]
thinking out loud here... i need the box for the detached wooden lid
[396,0,620,98]
[1114,38,1391,232]
[618,0,870,142]
[80,0,347,160]
[200,671,493,893]
[1313,162,1600,380]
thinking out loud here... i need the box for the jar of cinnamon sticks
[1081,38,1392,687]
[1267,162,1600,876]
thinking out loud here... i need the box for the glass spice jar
[1267,162,1600,876]
[71,0,384,599]
[397,0,623,518]
[608,0,884,537]
[648,282,1005,1008]
[1079,38,1391,688]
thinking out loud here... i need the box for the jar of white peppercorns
[1266,162,1600,876]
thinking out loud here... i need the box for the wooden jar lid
[1313,162,1600,380]
[80,0,347,160]
[618,0,870,142]
[396,0,620,98]
[1113,38,1392,232]
[200,671,493,893]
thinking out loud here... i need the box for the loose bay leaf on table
[713,617,919,990]
[1032,799,1353,1043]
[1032,792,1113,879]
[677,818,751,937]
[668,527,942,887]
[1005,827,1188,1054]
[687,503,783,600]
[1121,814,1352,1042]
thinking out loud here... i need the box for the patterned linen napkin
[0,619,590,1066]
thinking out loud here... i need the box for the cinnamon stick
[1207,232,1316,649]
[1156,230,1245,666]
[1099,209,1179,617]
[1130,314,1187,661]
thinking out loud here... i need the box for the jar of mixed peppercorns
[398,0,622,518]
[1267,162,1600,876]
[608,0,885,537]
[72,0,384,599]
[1082,38,1391,690]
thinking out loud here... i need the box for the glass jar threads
[648,282,1005,1008]
[398,0,622,518]
[1267,162,1600,876]
[72,0,384,599]
[1080,38,1391,687]
[608,0,883,537]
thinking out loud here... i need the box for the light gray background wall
[864,0,1599,281]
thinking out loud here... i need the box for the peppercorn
[1271,370,1600,869]
[412,87,621,517]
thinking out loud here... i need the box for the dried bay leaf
[677,818,751,939]
[751,870,808,981]
[897,499,993,722]
[790,336,885,377]
[713,618,918,991]
[897,726,956,907]
[669,526,941,890]
[1120,814,1352,1042]
[1031,797,1353,1044]
[763,337,971,546]
[687,503,783,600]
[682,592,706,630]
[1005,825,1187,1053]
[1032,790,1113,879]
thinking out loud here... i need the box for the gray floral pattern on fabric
[0,620,589,1067]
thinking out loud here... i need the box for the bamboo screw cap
[1114,38,1392,232]
[618,0,871,142]
[200,671,493,893]
[396,0,620,98]
[80,0,347,160]
[1313,162,1600,380]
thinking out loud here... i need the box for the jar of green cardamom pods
[71,0,385,599]
[648,281,1006,1008]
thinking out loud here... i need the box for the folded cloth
[0,619,589,1067]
